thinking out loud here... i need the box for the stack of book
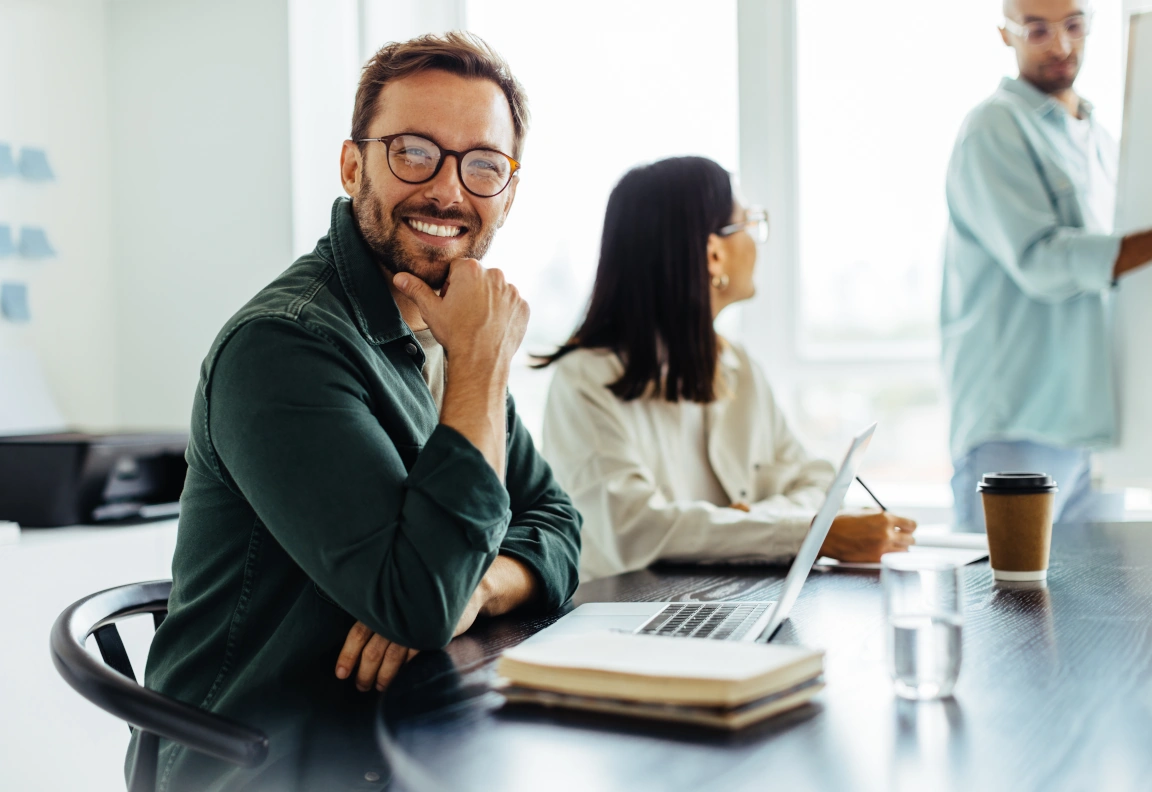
[496,630,824,730]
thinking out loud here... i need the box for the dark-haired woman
[538,156,916,581]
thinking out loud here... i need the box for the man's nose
[1048,28,1073,57]
[423,155,466,206]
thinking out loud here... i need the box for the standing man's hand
[819,510,917,563]
[1114,228,1152,279]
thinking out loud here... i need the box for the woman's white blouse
[542,343,836,581]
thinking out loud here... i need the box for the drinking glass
[882,553,963,700]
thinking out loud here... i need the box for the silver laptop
[527,423,876,645]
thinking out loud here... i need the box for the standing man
[943,0,1152,531]
[131,33,581,789]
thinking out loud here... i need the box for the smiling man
[942,0,1152,532]
[132,33,581,789]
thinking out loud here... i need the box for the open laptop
[527,423,877,645]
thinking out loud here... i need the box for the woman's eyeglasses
[1002,13,1091,47]
[717,208,769,244]
[354,133,520,198]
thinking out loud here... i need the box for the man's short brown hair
[351,31,530,159]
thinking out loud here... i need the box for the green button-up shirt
[136,197,581,790]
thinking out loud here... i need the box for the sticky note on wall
[0,144,16,177]
[18,227,55,259]
[0,226,14,258]
[18,148,54,181]
[1,282,31,323]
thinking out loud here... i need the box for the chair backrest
[50,580,269,792]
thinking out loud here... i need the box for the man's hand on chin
[334,556,540,692]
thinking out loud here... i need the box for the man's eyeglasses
[354,133,521,198]
[1002,13,1092,47]
[718,208,769,244]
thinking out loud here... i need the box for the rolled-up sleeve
[208,318,509,650]
[946,108,1120,303]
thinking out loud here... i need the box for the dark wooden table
[377,523,1152,792]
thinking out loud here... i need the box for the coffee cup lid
[977,472,1057,494]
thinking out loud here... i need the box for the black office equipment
[0,432,188,526]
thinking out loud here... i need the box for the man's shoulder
[958,90,1027,143]
[204,251,360,377]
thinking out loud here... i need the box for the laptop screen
[756,423,876,641]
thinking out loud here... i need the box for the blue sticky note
[0,225,14,258]
[18,147,54,181]
[0,144,16,177]
[18,227,55,259]
[1,282,31,323]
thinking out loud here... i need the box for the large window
[362,0,1129,512]
[788,0,1124,494]
[463,0,740,438]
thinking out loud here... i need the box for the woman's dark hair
[535,156,734,403]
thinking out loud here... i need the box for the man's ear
[999,27,1011,47]
[340,140,362,197]
[497,176,519,228]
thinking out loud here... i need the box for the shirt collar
[320,197,412,346]
[999,75,1094,120]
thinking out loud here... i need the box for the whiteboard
[1102,11,1152,488]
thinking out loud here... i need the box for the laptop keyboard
[634,603,772,641]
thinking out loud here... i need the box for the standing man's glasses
[354,133,521,198]
[718,208,769,244]
[1002,13,1092,46]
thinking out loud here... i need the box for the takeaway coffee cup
[978,473,1058,581]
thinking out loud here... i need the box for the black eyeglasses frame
[354,133,521,198]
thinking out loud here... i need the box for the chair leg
[128,730,159,792]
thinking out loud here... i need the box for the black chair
[50,580,269,792]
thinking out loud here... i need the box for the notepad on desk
[816,524,988,569]
[496,630,824,730]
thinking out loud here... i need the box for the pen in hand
[855,476,888,512]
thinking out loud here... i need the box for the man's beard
[1031,54,1081,94]
[352,171,497,290]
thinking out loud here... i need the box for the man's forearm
[1114,229,1152,279]
[439,357,510,480]
[477,555,541,617]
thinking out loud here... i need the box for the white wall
[108,0,294,430]
[0,0,117,430]
[288,0,466,260]
[288,0,361,258]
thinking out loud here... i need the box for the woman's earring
[711,273,730,290]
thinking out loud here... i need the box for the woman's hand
[819,510,917,563]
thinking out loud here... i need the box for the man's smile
[404,215,468,245]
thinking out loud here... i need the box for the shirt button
[740,489,748,497]
[405,343,418,356]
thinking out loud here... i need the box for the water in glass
[887,612,962,700]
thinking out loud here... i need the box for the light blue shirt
[941,76,1122,460]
